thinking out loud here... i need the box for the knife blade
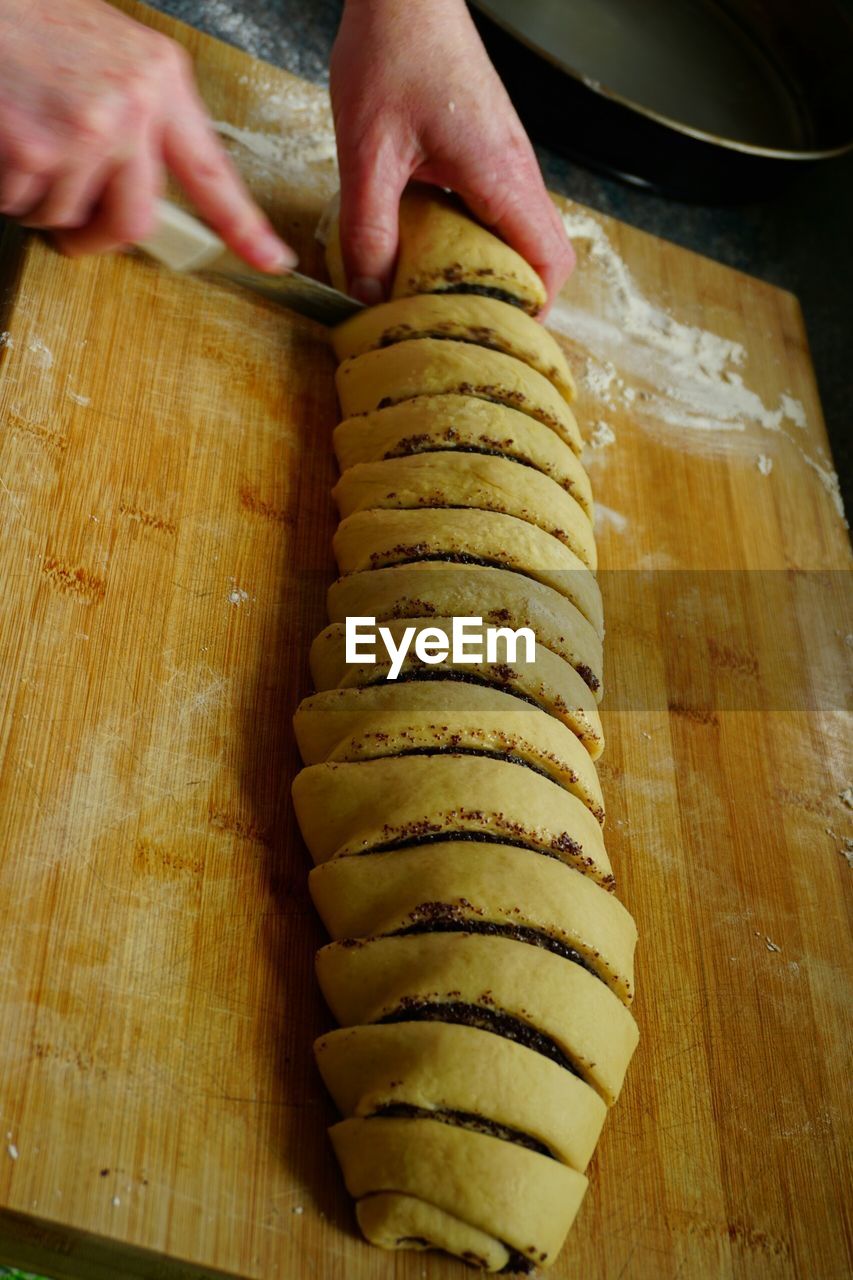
[137,198,363,326]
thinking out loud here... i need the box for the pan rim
[471,0,853,161]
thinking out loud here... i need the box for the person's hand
[330,0,574,311]
[0,0,295,270]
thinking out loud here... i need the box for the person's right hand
[0,0,295,270]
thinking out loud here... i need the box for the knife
[137,198,362,326]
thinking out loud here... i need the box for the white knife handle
[138,199,225,272]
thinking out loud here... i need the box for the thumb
[337,132,409,304]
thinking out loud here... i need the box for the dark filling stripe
[357,744,566,790]
[372,1103,553,1159]
[390,917,601,983]
[349,829,615,893]
[428,283,531,311]
[379,999,581,1078]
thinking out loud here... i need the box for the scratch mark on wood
[41,556,106,603]
[119,502,177,535]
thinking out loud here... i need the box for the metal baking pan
[469,0,853,199]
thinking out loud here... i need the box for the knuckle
[68,99,112,144]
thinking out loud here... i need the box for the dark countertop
[152,0,852,520]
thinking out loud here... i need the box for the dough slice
[331,293,576,401]
[315,1021,608,1171]
[333,394,592,513]
[356,1192,510,1273]
[309,618,605,759]
[330,1117,585,1267]
[293,680,605,821]
[316,932,639,1104]
[332,453,594,567]
[334,503,598,590]
[308,842,636,1002]
[325,183,548,315]
[336,340,582,453]
[327,562,605,698]
[291,754,614,887]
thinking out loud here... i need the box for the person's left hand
[330,0,574,313]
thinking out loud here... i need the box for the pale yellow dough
[309,618,605,759]
[315,1021,608,1171]
[291,753,614,887]
[309,842,637,1002]
[325,182,548,315]
[332,452,595,569]
[326,562,605,699]
[316,931,639,1105]
[331,292,576,401]
[293,680,606,821]
[356,1192,511,1272]
[336,340,582,453]
[331,1118,585,1265]
[333,395,593,513]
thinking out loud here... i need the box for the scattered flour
[594,504,628,534]
[550,206,845,522]
[589,420,616,449]
[839,787,853,810]
[213,85,336,194]
[756,454,773,476]
[7,1143,18,1160]
[228,587,249,606]
[27,337,53,369]
[0,331,13,349]
[67,386,91,407]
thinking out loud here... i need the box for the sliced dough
[334,504,598,594]
[332,454,594,568]
[331,1117,585,1266]
[309,842,636,1002]
[325,184,548,315]
[291,754,614,887]
[315,1021,608,1172]
[327,562,605,698]
[309,618,605,759]
[331,293,575,401]
[336,340,582,453]
[316,932,639,1104]
[293,681,605,821]
[333,394,593,513]
[356,1192,510,1272]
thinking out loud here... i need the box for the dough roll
[291,753,614,887]
[309,842,636,1002]
[316,931,639,1105]
[293,680,606,821]
[331,1117,586,1267]
[336,339,583,453]
[326,562,605,698]
[316,1020,607,1175]
[325,182,548,315]
[331,293,576,401]
[333,394,593,513]
[334,503,598,595]
[332,453,594,568]
[357,1193,512,1273]
[309,618,606,759]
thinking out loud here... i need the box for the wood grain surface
[0,4,850,1278]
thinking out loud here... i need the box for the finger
[54,132,162,258]
[163,85,295,273]
[19,159,112,230]
[337,133,410,303]
[446,155,575,308]
[0,170,51,218]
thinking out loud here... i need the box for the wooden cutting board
[0,4,850,1278]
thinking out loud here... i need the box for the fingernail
[350,276,384,305]
[256,232,298,273]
